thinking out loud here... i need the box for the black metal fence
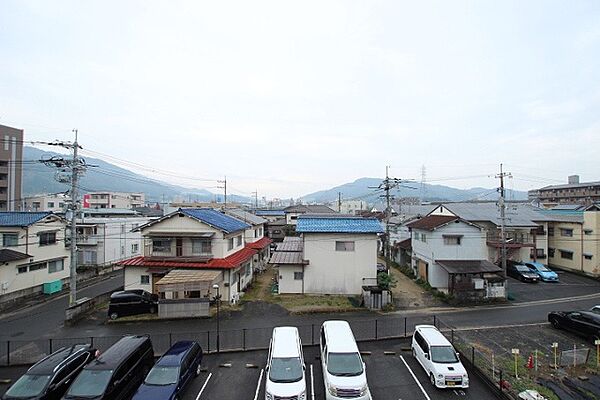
[0,315,437,366]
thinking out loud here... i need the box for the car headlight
[359,384,368,396]
[327,383,338,396]
[437,374,444,379]
[298,390,306,400]
[265,392,273,400]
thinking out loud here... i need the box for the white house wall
[278,265,304,294]
[302,233,377,295]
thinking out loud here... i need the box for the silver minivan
[265,326,307,400]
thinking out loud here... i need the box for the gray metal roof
[224,208,267,226]
[440,202,557,227]
[269,251,306,265]
[276,237,303,252]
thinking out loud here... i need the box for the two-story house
[0,212,70,307]
[271,215,382,295]
[407,214,505,300]
[119,208,259,303]
[224,208,272,271]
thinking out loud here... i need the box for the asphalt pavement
[0,270,123,340]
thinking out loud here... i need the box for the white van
[412,325,469,389]
[265,327,307,400]
[320,321,371,400]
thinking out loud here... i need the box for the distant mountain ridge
[299,177,527,204]
[22,146,250,204]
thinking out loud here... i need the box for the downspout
[302,264,305,294]
[581,224,584,273]
[532,229,537,262]
[25,226,29,254]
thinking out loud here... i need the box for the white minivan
[320,321,371,400]
[265,326,307,400]
[412,325,469,389]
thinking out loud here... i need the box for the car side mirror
[456,352,460,359]
[424,354,430,360]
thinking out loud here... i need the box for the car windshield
[327,353,363,377]
[516,266,531,272]
[537,266,551,272]
[430,346,459,364]
[145,366,180,385]
[269,357,303,383]
[67,369,113,397]
[4,374,51,397]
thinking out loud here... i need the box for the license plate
[447,381,456,386]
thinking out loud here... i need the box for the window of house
[548,227,554,236]
[421,233,427,243]
[443,235,462,245]
[245,263,251,276]
[152,238,172,253]
[236,235,242,247]
[2,233,18,247]
[584,229,593,235]
[140,275,150,284]
[29,262,47,272]
[132,243,139,253]
[17,265,27,274]
[32,201,41,210]
[58,202,64,208]
[228,238,234,251]
[548,248,555,258]
[560,228,573,237]
[39,232,57,246]
[48,259,64,273]
[584,254,593,260]
[47,202,55,208]
[560,250,574,260]
[335,241,355,251]
[294,271,303,280]
[192,239,211,255]
[254,229,258,238]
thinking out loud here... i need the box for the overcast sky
[1,1,599,199]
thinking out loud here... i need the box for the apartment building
[0,125,24,211]
[83,192,145,209]
[23,193,69,213]
[529,175,600,206]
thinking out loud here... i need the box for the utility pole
[496,163,512,291]
[217,176,227,209]
[338,192,342,213]
[68,130,81,306]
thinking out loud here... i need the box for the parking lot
[508,269,600,303]
[177,338,499,400]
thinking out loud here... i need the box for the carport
[156,269,222,318]
[436,259,506,300]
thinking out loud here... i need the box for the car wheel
[109,312,118,320]
[550,318,560,329]
[430,373,436,387]
[149,306,156,314]
[196,364,201,377]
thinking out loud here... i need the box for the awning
[435,260,502,274]
[156,269,222,292]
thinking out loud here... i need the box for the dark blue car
[132,341,203,400]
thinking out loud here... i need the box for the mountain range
[299,177,528,204]
[23,147,527,206]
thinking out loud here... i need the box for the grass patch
[272,294,357,313]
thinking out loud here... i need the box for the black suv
[2,344,96,400]
[64,335,155,400]
[107,289,159,320]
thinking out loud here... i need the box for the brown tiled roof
[406,215,458,231]
[394,238,412,250]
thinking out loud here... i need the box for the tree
[377,272,396,291]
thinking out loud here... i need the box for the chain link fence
[0,315,435,366]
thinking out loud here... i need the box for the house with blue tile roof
[271,215,383,295]
[0,212,70,307]
[121,208,269,304]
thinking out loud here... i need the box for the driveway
[507,269,600,303]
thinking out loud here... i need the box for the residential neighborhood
[3,2,600,399]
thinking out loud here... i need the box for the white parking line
[310,364,315,400]
[399,356,431,400]
[195,372,212,400]
[254,368,264,400]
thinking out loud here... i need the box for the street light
[212,283,221,353]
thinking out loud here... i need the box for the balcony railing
[76,236,98,245]
[486,232,533,247]
[143,239,213,262]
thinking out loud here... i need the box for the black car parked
[2,344,96,400]
[63,335,155,400]
[107,289,158,320]
[548,310,600,341]
[506,262,539,283]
